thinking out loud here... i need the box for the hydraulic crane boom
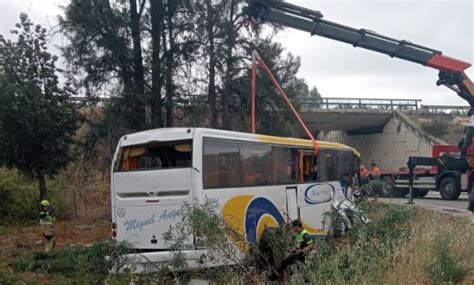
[244,0,474,108]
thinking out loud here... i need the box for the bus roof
[120,128,360,157]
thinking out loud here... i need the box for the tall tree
[221,0,237,130]
[230,38,309,136]
[220,0,254,130]
[309,86,321,98]
[150,0,163,128]
[129,0,147,130]
[0,14,79,200]
[206,0,219,128]
[163,1,177,127]
[59,0,141,132]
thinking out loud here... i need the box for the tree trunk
[207,2,218,128]
[150,0,163,128]
[165,2,175,127]
[129,0,146,130]
[222,0,236,130]
[161,14,169,124]
[38,175,47,201]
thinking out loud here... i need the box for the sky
[0,0,473,106]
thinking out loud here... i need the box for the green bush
[6,201,419,284]
[9,240,129,279]
[0,272,30,285]
[360,179,389,197]
[0,168,71,223]
[421,119,449,138]
[426,233,466,284]
[295,203,415,284]
[0,225,9,235]
[246,223,294,272]
[162,200,415,284]
[0,169,37,223]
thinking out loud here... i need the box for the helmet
[40,200,50,207]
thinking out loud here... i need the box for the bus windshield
[115,140,192,171]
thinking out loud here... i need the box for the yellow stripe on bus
[255,134,360,157]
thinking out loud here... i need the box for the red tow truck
[379,145,470,200]
[245,0,474,201]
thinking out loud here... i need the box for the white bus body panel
[298,182,345,233]
[111,128,352,271]
[111,128,196,251]
[113,169,193,249]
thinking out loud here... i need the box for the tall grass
[382,209,473,284]
[5,203,472,284]
[0,165,109,224]
[293,204,416,284]
[8,240,129,283]
[426,233,466,284]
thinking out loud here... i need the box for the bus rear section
[111,129,202,271]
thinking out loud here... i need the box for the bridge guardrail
[293,97,421,110]
[68,95,469,114]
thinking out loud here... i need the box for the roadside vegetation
[2,201,472,284]
[409,112,467,144]
[0,2,473,285]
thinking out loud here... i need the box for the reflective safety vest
[39,211,55,236]
[371,166,381,177]
[360,168,369,178]
[294,228,313,249]
[39,212,55,225]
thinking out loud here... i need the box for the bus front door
[285,186,299,221]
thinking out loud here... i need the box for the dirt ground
[0,206,110,274]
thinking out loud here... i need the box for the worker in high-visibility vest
[268,220,314,281]
[370,162,381,179]
[360,164,369,185]
[39,200,56,252]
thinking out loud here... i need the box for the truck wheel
[396,188,409,198]
[439,177,461,200]
[397,188,410,198]
[380,176,395,197]
[413,189,429,198]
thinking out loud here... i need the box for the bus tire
[439,177,461,200]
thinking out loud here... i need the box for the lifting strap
[251,50,319,156]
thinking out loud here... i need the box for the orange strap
[251,50,319,156]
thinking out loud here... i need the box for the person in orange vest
[360,164,369,185]
[370,162,381,179]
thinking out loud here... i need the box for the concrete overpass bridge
[293,97,447,170]
[71,95,464,170]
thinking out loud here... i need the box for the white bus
[111,128,360,270]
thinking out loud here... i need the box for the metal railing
[420,104,469,113]
[294,97,421,110]
[69,95,470,114]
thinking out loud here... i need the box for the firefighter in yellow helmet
[39,200,56,252]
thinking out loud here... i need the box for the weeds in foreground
[359,179,389,197]
[163,200,416,284]
[426,233,467,284]
[6,202,471,284]
[8,240,129,282]
[293,204,416,284]
[162,199,268,283]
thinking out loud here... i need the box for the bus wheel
[439,177,461,200]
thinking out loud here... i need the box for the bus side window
[272,146,294,184]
